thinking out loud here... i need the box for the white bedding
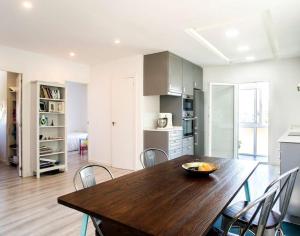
[68,132,88,152]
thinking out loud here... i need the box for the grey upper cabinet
[144,51,182,96]
[144,51,203,96]
[182,59,194,96]
[193,65,203,90]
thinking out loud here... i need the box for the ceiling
[0,0,299,66]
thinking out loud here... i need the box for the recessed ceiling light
[114,39,121,44]
[225,28,239,38]
[237,45,250,52]
[245,56,255,61]
[69,52,76,57]
[22,1,33,9]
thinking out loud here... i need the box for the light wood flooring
[0,154,279,236]
[0,152,132,236]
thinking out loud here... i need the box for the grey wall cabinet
[182,60,194,96]
[144,51,182,96]
[193,65,203,90]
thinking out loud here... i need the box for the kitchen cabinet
[182,60,194,96]
[193,65,203,90]
[144,128,183,160]
[144,51,182,96]
[278,134,300,223]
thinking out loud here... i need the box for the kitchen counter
[143,126,182,132]
[278,131,300,144]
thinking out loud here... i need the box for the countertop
[144,126,182,132]
[278,131,300,144]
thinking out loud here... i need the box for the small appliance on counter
[157,113,173,129]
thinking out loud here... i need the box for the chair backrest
[264,167,299,222]
[73,164,114,191]
[224,187,278,236]
[140,148,169,168]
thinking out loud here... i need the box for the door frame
[16,74,23,176]
[208,83,239,158]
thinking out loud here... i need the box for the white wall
[0,45,90,177]
[66,82,88,133]
[89,55,143,170]
[143,96,160,129]
[203,57,300,165]
[0,71,7,162]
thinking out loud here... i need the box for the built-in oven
[183,95,193,112]
[182,116,196,137]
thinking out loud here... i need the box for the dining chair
[73,164,114,236]
[221,167,299,236]
[208,186,278,236]
[140,148,169,168]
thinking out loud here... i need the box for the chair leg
[80,214,89,236]
[244,180,251,202]
[275,227,285,236]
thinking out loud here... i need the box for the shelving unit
[7,88,17,165]
[31,81,67,178]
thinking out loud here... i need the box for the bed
[67,132,88,152]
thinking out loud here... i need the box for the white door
[209,83,238,158]
[111,77,135,170]
[16,74,22,176]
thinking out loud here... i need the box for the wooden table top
[58,156,258,236]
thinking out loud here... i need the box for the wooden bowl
[182,162,219,176]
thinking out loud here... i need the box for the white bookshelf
[31,81,67,178]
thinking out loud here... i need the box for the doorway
[0,70,22,176]
[209,82,269,162]
[65,81,88,159]
[238,82,269,162]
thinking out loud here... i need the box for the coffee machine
[157,113,173,129]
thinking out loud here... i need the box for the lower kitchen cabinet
[144,128,183,160]
[182,136,194,155]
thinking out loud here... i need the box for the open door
[16,74,22,176]
[209,83,238,158]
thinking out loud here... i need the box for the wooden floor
[0,152,132,236]
[0,154,279,236]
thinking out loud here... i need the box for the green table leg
[244,180,251,202]
[80,214,89,236]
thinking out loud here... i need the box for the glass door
[238,83,268,162]
[209,83,238,158]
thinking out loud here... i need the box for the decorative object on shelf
[48,101,56,112]
[51,120,54,126]
[51,88,60,99]
[39,135,43,140]
[40,115,48,126]
[56,102,64,113]
[39,101,47,112]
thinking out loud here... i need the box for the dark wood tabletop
[58,156,258,236]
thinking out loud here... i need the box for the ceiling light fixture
[237,45,250,52]
[114,39,121,44]
[185,28,230,63]
[69,52,76,57]
[22,1,33,9]
[245,56,255,61]
[225,28,239,38]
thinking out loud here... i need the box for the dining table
[58,155,258,236]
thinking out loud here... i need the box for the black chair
[221,167,299,236]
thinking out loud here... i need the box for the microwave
[183,95,193,112]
